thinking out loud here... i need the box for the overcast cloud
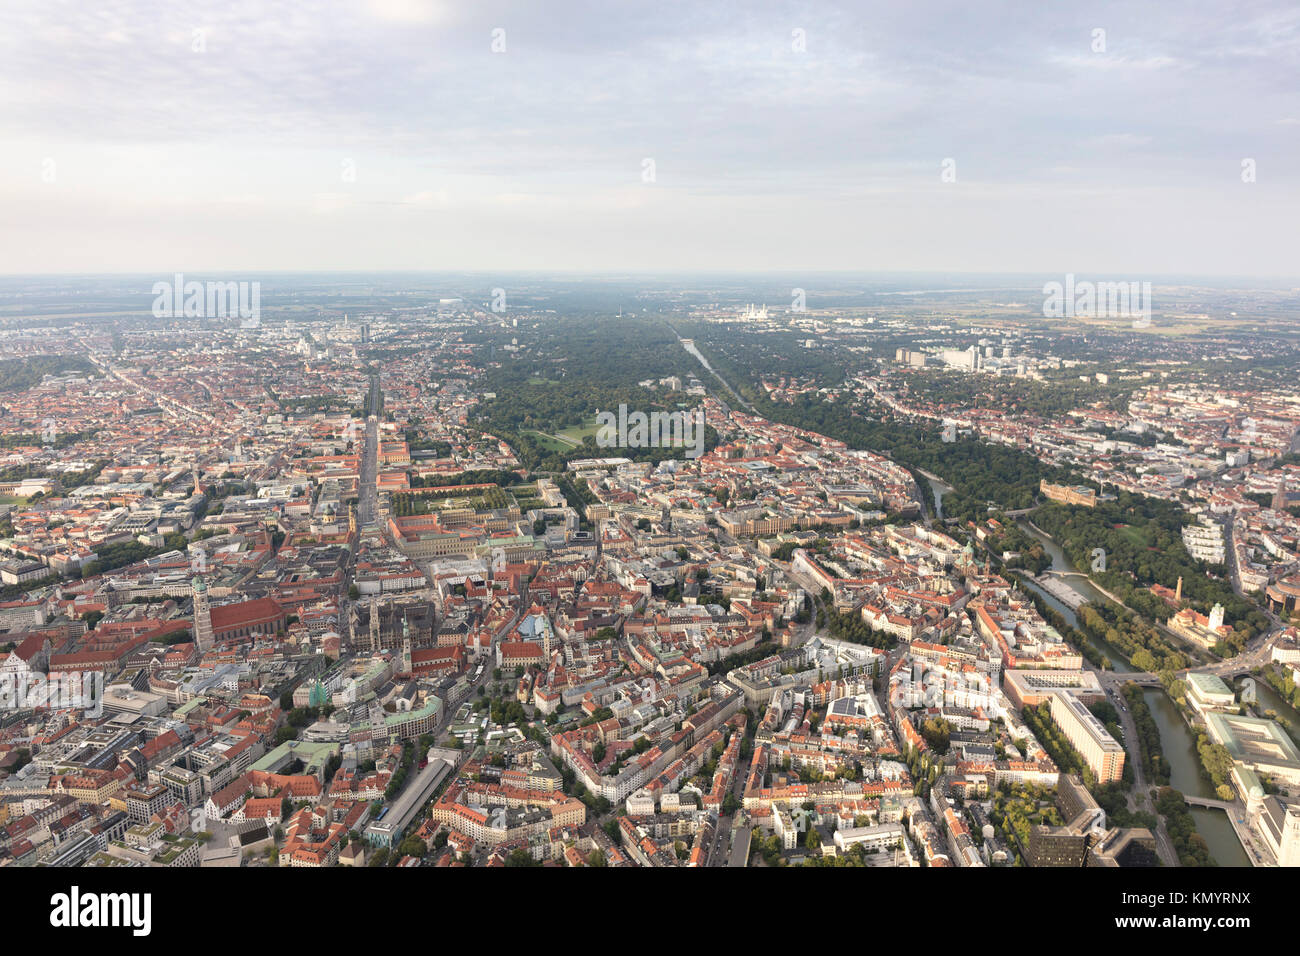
[1,0,1297,275]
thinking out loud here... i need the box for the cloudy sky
[1,0,1297,275]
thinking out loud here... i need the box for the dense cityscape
[4,0,1293,938]
[0,275,1298,878]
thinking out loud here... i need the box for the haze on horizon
[1,0,1298,277]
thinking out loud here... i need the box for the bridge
[1183,795,1234,811]
[1101,672,1161,688]
[1179,795,1267,865]
[1202,665,1255,680]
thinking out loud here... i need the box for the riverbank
[1013,520,1136,670]
[1142,688,1251,866]
[1013,518,1253,862]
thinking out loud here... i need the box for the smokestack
[1175,576,1183,602]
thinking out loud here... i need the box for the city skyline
[0,0,1294,919]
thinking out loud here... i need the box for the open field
[522,429,577,452]
[555,420,601,444]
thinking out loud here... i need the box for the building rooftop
[1206,712,1300,772]
[1186,672,1233,698]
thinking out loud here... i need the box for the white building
[834,822,905,853]
[625,788,655,817]
[1182,518,1226,564]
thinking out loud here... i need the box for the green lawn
[556,420,602,444]
[522,430,576,452]
[1115,524,1152,547]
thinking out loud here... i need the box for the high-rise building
[1278,807,1300,867]
[1049,692,1126,784]
[1027,825,1088,867]
[1025,775,1154,867]
[1264,801,1300,867]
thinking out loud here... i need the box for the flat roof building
[1049,691,1125,784]
[1205,712,1300,787]
[1186,672,1235,716]
[1003,669,1104,710]
[365,758,452,847]
[834,822,906,853]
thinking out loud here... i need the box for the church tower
[369,595,380,654]
[401,617,412,675]
[192,577,214,653]
[369,700,387,751]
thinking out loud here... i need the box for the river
[680,338,714,372]
[920,473,1126,667]
[1240,672,1300,742]
[677,335,754,412]
[922,477,1252,863]
[1141,689,1251,867]
[1016,514,1251,863]
[923,472,950,521]
[1010,518,1134,672]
